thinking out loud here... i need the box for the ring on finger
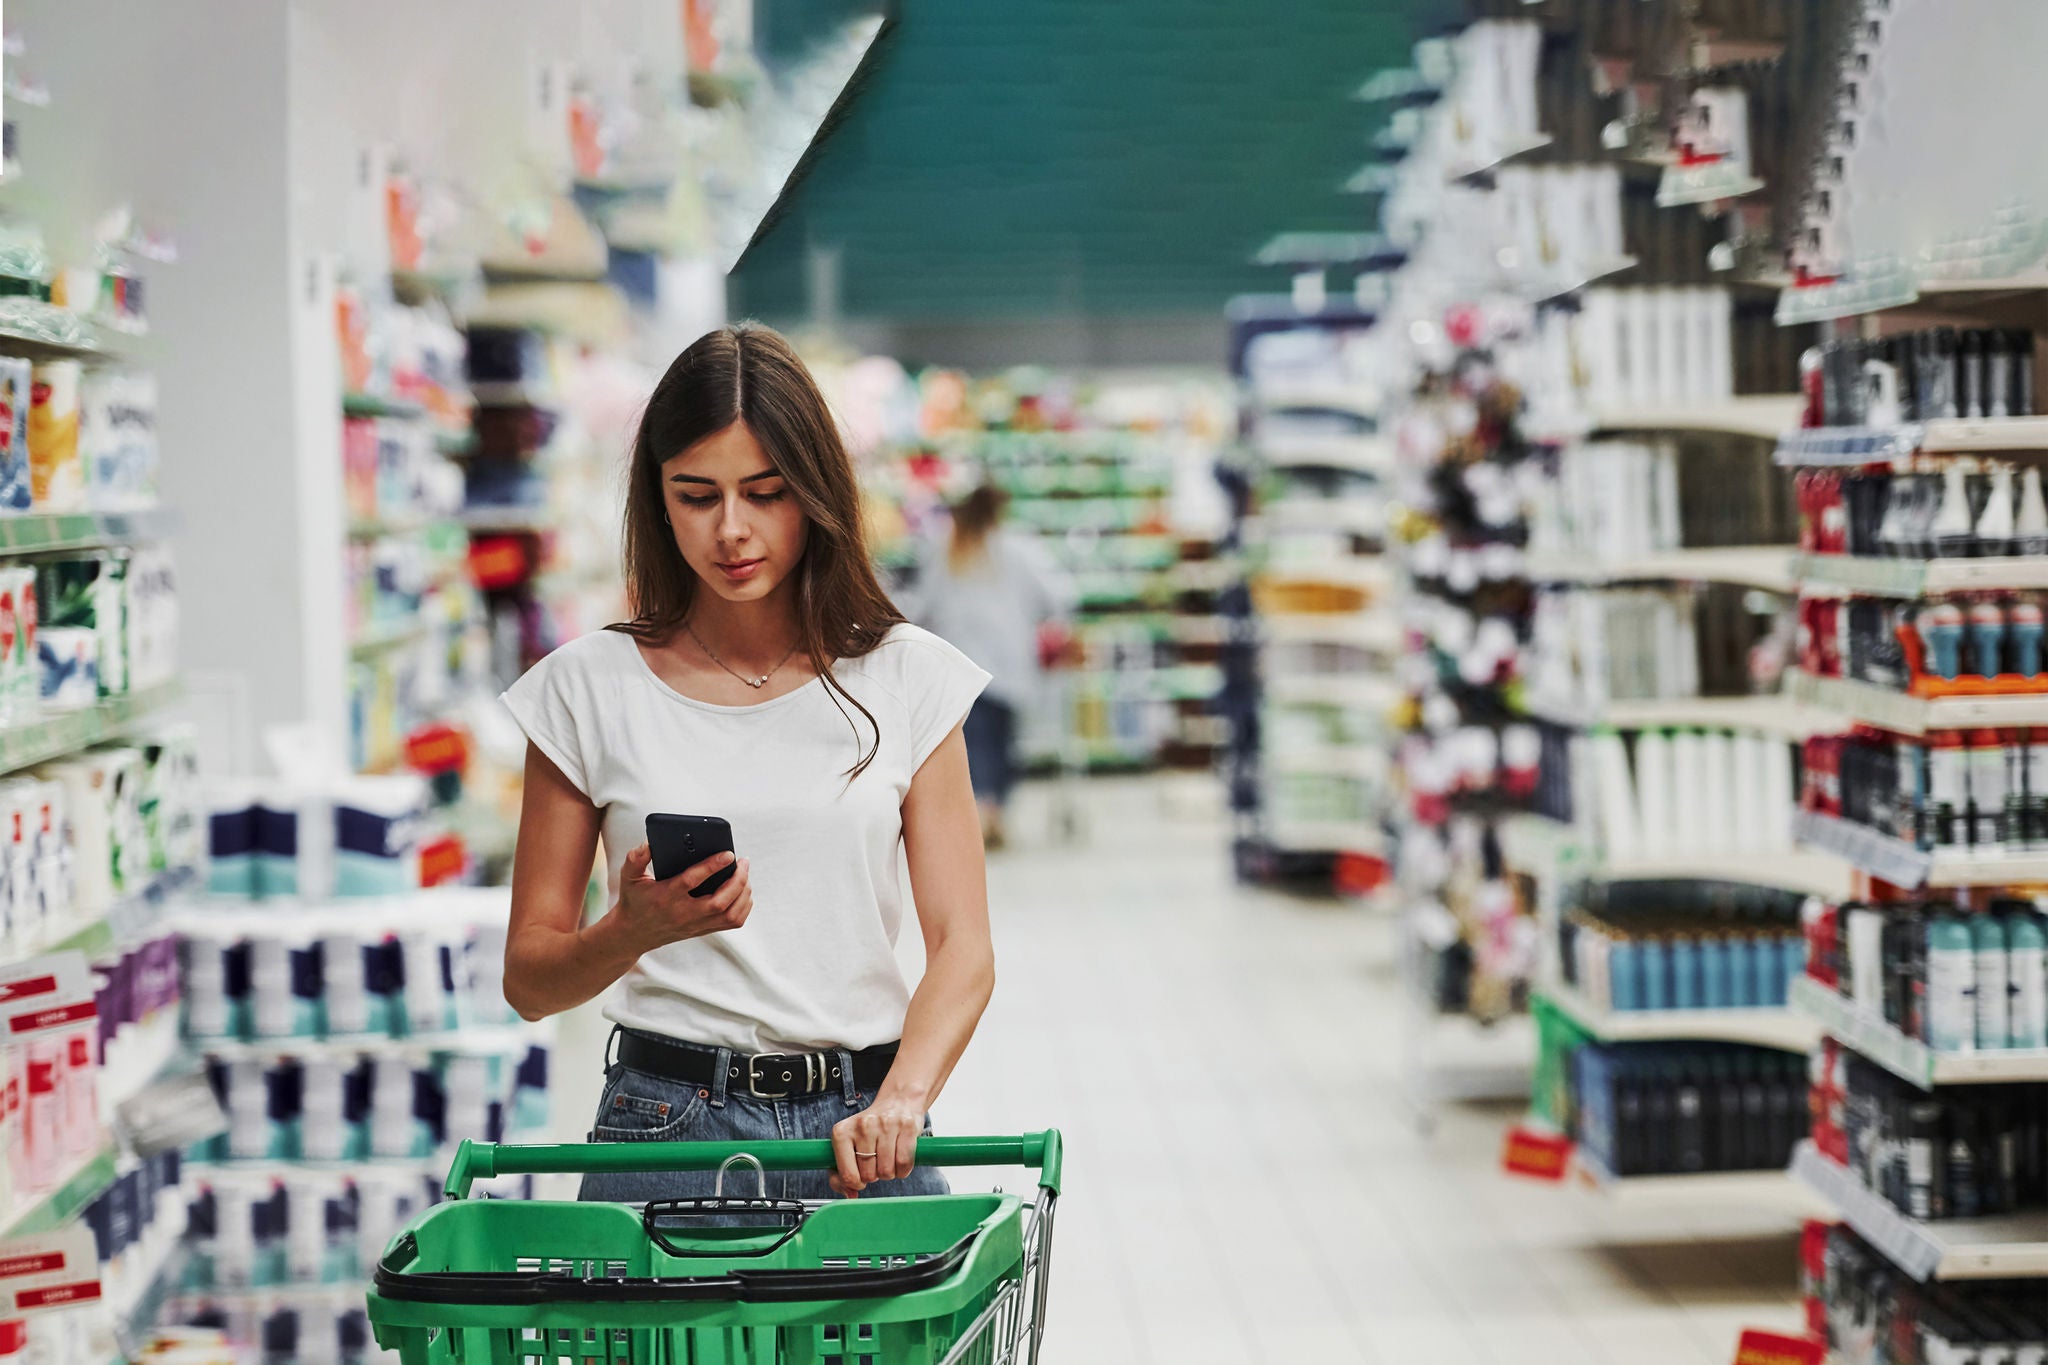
[854,1150,877,1158]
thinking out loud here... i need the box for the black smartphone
[645,814,737,898]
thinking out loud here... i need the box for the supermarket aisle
[924,776,1810,1365]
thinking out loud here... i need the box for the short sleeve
[500,642,595,798]
[895,628,991,770]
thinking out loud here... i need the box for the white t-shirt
[501,623,989,1053]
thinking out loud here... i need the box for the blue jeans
[962,696,1017,805]
[577,1031,948,1204]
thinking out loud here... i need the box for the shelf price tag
[1501,1122,1573,1181]
[0,1226,103,1317]
[1731,1329,1824,1365]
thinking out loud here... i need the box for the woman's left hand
[829,1092,926,1197]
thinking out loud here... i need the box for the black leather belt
[615,1029,899,1099]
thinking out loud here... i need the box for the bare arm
[503,744,755,1021]
[831,725,994,1193]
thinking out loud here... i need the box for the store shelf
[1775,416,2048,467]
[470,381,559,409]
[1786,667,2048,734]
[341,391,426,420]
[193,1025,540,1061]
[1573,1147,1804,1204]
[1265,817,1384,855]
[0,508,175,555]
[1257,432,1393,472]
[1656,162,1767,208]
[1265,673,1402,710]
[34,865,198,966]
[1445,131,1552,185]
[111,1244,190,1362]
[459,507,553,533]
[1503,813,1854,897]
[1524,545,1797,593]
[1261,610,1403,652]
[1254,500,1385,536]
[0,680,183,782]
[1794,807,2048,888]
[1519,690,1843,737]
[1541,979,1817,1051]
[1789,974,2048,1088]
[0,1145,119,1238]
[349,622,432,658]
[1791,1141,2048,1280]
[1533,394,1801,443]
[1796,552,2048,597]
[1792,809,1933,887]
[1265,746,1383,779]
[0,318,114,364]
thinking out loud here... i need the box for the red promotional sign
[7,999,97,1034]
[1732,1329,1824,1365]
[15,1280,102,1310]
[0,975,55,1004]
[0,1253,64,1280]
[1501,1124,1573,1181]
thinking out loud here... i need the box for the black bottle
[1949,1104,1981,1219]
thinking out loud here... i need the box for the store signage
[0,1226,103,1318]
[1500,1123,1573,1181]
[0,953,95,1035]
[1731,1329,1824,1365]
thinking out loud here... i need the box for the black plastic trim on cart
[372,1228,979,1305]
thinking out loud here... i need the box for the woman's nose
[718,497,750,543]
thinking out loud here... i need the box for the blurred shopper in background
[908,483,1073,848]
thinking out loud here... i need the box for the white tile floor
[918,775,1813,1365]
[549,772,1814,1362]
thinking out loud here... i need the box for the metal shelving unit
[1791,1142,2048,1281]
[1789,975,2048,1088]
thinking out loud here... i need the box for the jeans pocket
[591,1068,708,1143]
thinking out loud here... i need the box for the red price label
[1732,1329,1824,1365]
[1501,1124,1573,1181]
[16,1280,102,1311]
[0,1252,64,1281]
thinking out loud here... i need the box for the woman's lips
[716,559,764,581]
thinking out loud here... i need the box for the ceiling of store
[731,0,1457,326]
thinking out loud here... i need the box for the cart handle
[444,1130,1064,1201]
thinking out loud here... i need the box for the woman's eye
[677,494,719,509]
[749,489,788,504]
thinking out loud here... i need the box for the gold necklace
[684,618,800,689]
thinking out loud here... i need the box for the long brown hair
[609,323,905,775]
[946,482,1008,574]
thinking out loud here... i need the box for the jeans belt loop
[837,1048,860,1106]
[710,1046,732,1108]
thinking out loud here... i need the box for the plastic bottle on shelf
[1932,460,1976,558]
[2016,467,2048,556]
[1974,462,2015,557]
[1925,914,1976,1051]
[2007,909,2047,1048]
[1972,912,2010,1050]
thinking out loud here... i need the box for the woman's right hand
[609,843,754,955]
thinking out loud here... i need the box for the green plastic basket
[366,1132,1062,1365]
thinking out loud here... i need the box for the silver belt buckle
[747,1053,813,1098]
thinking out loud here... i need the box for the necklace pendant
[750,676,767,688]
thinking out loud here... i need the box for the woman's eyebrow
[668,468,781,485]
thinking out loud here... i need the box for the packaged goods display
[1802,329,2039,431]
[1810,1053,2048,1221]
[1803,728,2048,857]
[203,775,429,901]
[1802,899,2048,1054]
[1814,1225,2048,1364]
[1572,1042,1808,1178]
[1558,911,1805,1013]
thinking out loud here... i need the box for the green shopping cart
[365,1131,1063,1365]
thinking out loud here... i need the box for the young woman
[907,482,1072,848]
[500,324,995,1203]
